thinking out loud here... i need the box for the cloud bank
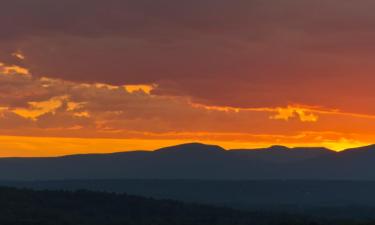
[1,0,375,112]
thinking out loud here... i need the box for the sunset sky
[1,0,375,156]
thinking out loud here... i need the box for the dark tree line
[0,187,374,225]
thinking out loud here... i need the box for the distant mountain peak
[268,145,290,151]
[266,145,332,152]
[156,143,226,153]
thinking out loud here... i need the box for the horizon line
[1,141,374,159]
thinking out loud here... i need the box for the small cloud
[73,111,90,118]
[0,61,30,76]
[124,84,155,95]
[67,101,85,111]
[12,51,26,60]
[270,106,319,122]
[12,96,67,120]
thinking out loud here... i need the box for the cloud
[1,63,375,142]
[124,85,155,95]
[270,106,319,122]
[1,0,375,113]
[1,67,375,154]
[12,96,66,120]
[2,1,375,154]
[0,63,29,76]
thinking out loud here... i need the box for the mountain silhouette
[2,143,375,180]
[230,145,332,163]
[156,143,226,153]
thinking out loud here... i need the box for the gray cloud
[1,0,375,112]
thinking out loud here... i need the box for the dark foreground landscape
[0,187,307,225]
[5,179,375,214]
[3,143,375,224]
[2,186,375,225]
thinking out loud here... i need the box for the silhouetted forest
[5,179,375,213]
[1,187,375,225]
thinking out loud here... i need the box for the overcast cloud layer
[1,0,375,111]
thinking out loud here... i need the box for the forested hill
[0,186,341,225]
[0,187,288,225]
[2,187,375,225]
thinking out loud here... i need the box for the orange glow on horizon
[1,60,375,157]
[0,134,370,158]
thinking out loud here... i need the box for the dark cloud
[2,0,375,112]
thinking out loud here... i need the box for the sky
[1,0,375,156]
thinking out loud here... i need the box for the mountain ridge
[1,142,375,180]
[6,142,375,159]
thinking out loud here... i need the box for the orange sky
[1,0,375,156]
[1,56,375,156]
